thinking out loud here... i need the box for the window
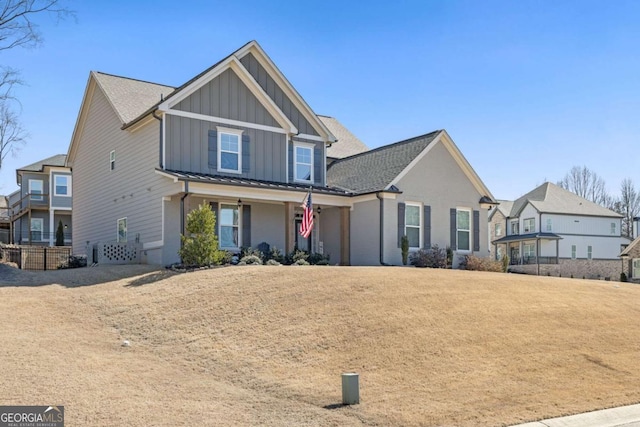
[405,204,421,248]
[110,150,116,171]
[54,175,71,196]
[117,218,127,243]
[511,220,519,235]
[30,218,43,241]
[217,127,243,173]
[611,222,617,235]
[219,204,239,249]
[546,218,552,232]
[523,243,535,259]
[294,143,313,183]
[523,218,535,233]
[457,209,471,251]
[571,245,577,259]
[633,259,640,279]
[495,223,502,237]
[29,179,43,201]
[587,245,593,260]
[496,246,503,261]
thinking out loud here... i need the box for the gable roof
[319,115,369,159]
[0,196,8,222]
[327,130,441,194]
[507,182,622,218]
[620,236,640,257]
[93,72,175,125]
[15,154,68,185]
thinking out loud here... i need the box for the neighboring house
[0,196,9,243]
[490,182,629,278]
[620,217,640,282]
[6,155,73,246]
[66,40,495,266]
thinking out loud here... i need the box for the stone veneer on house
[509,258,623,281]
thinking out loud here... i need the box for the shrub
[410,245,447,268]
[446,246,454,268]
[265,259,281,266]
[55,220,65,246]
[400,235,409,266]
[459,255,503,272]
[240,254,262,265]
[60,255,87,269]
[501,254,509,272]
[284,249,308,265]
[293,259,310,266]
[621,272,628,282]
[179,203,225,267]
[268,246,284,264]
[308,252,330,265]
[240,246,263,259]
[220,251,233,265]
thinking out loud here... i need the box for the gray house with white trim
[66,41,496,266]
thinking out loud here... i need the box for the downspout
[376,192,386,266]
[152,110,163,169]
[180,181,190,242]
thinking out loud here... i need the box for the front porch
[492,232,562,274]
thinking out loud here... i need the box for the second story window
[110,150,116,171]
[294,143,313,183]
[495,223,502,237]
[611,222,617,235]
[511,220,519,235]
[546,218,552,232]
[54,175,71,197]
[29,179,43,201]
[217,127,243,174]
[523,218,535,233]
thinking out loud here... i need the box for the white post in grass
[342,372,359,405]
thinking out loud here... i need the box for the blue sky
[1,0,639,200]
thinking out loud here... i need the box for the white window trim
[117,217,127,243]
[293,141,314,184]
[611,222,617,235]
[546,218,552,232]
[510,220,519,235]
[571,244,577,260]
[218,203,241,250]
[217,126,243,174]
[53,174,72,197]
[633,259,640,279]
[457,208,472,253]
[110,150,116,171]
[587,245,593,260]
[405,202,422,249]
[30,218,44,241]
[523,218,535,233]
[29,179,44,201]
[495,223,502,237]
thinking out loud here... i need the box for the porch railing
[9,192,50,219]
[14,231,72,246]
[510,256,558,265]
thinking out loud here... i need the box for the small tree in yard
[55,220,64,246]
[179,203,224,266]
[400,235,409,265]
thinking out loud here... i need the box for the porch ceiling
[492,232,562,244]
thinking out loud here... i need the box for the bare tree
[0,102,27,169]
[0,0,72,170]
[557,165,612,206]
[616,178,640,238]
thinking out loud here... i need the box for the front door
[510,246,520,265]
[295,218,311,252]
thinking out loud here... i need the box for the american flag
[299,190,314,239]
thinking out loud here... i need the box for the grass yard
[1,264,640,426]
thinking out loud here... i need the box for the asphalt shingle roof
[17,154,67,172]
[93,72,175,125]
[319,115,368,159]
[327,130,441,194]
[508,182,622,218]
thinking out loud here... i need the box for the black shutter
[288,142,294,182]
[242,205,251,247]
[424,205,431,249]
[397,202,406,248]
[473,210,480,252]
[242,134,250,174]
[314,147,322,185]
[450,208,457,250]
[207,130,217,170]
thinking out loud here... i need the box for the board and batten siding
[72,85,181,263]
[165,115,287,182]
[239,52,319,137]
[173,68,279,128]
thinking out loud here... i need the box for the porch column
[284,202,295,253]
[49,209,55,247]
[340,206,350,265]
[556,239,560,264]
[536,237,540,276]
[518,241,523,265]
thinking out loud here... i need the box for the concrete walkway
[512,403,640,427]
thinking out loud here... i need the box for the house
[6,155,72,246]
[66,40,496,266]
[0,196,9,243]
[620,216,640,282]
[490,182,629,278]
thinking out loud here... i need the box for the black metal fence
[0,245,72,270]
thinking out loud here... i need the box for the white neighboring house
[489,182,629,278]
[620,217,640,282]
